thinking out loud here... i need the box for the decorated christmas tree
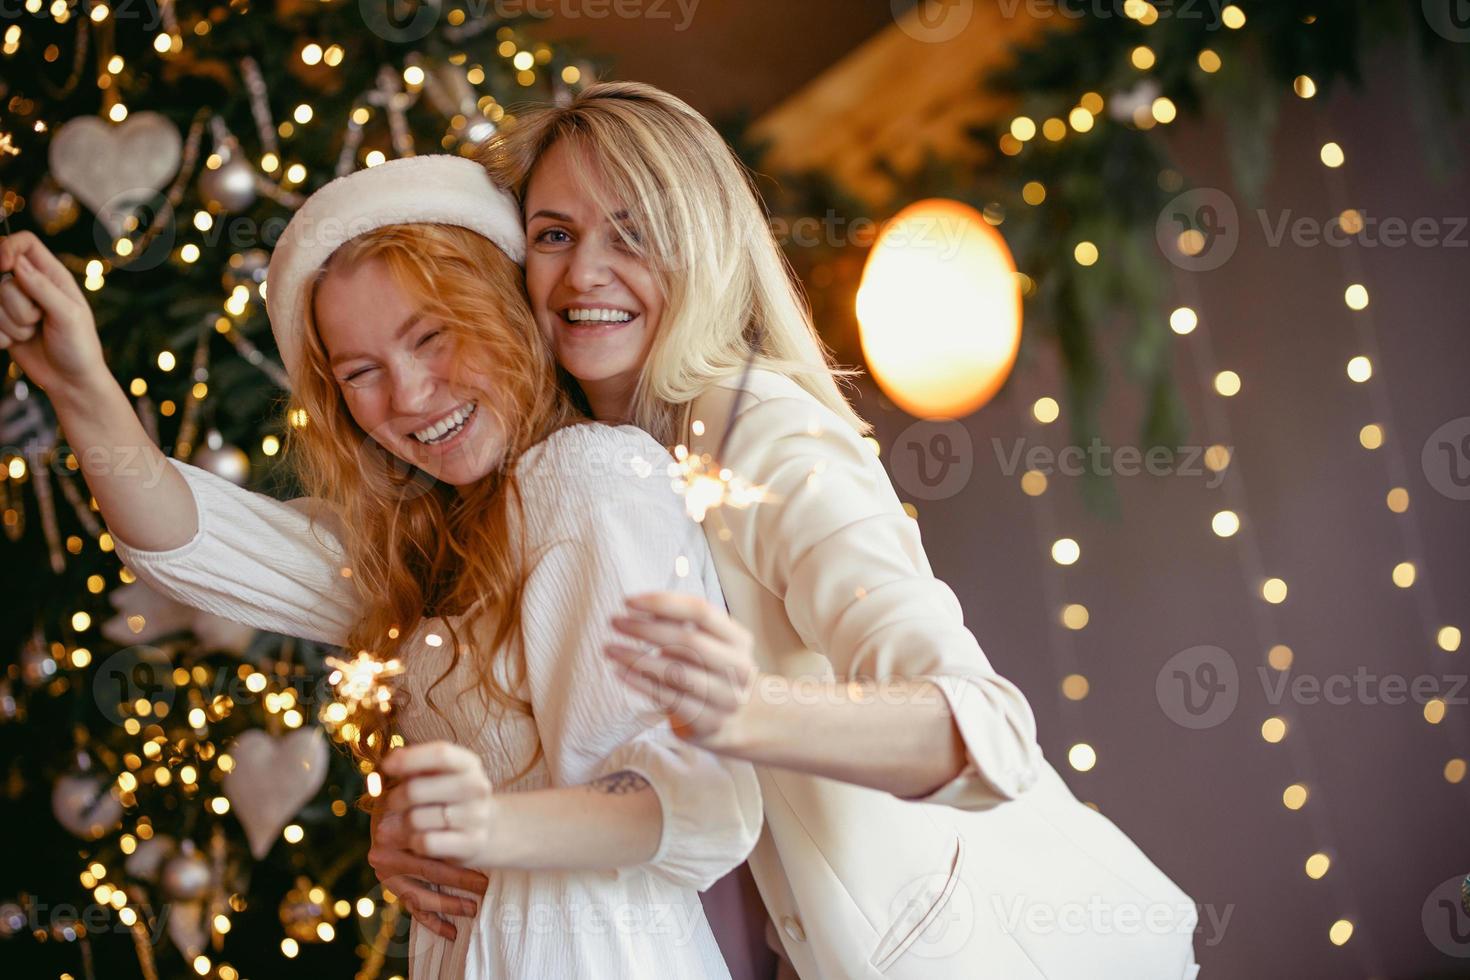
[0,2,590,977]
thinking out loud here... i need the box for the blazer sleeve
[714,391,1044,810]
[515,425,763,891]
[110,459,357,645]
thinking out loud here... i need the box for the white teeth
[566,308,635,324]
[412,402,476,445]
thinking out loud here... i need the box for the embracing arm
[380,746,665,874]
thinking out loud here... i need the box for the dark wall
[854,44,1470,980]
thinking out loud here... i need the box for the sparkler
[668,330,770,523]
[667,444,767,523]
[325,650,403,797]
[326,650,403,713]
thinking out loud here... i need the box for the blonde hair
[290,223,582,775]
[482,80,870,445]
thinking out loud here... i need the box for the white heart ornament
[47,112,183,239]
[102,580,255,655]
[167,900,208,959]
[222,728,329,859]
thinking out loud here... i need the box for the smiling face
[522,139,664,422]
[312,256,506,487]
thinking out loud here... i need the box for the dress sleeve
[713,392,1045,810]
[109,459,357,645]
[515,425,763,892]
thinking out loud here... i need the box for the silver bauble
[198,157,257,213]
[161,842,212,901]
[124,832,176,883]
[192,430,250,486]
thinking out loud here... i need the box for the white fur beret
[265,154,525,383]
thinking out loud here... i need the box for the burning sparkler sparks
[326,650,403,714]
[667,442,767,523]
[325,650,403,797]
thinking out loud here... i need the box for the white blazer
[681,369,1202,980]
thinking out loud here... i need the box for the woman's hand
[0,232,109,397]
[607,592,760,751]
[368,799,487,941]
[380,743,502,871]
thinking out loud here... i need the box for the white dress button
[781,915,806,943]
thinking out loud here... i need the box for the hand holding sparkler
[330,651,490,938]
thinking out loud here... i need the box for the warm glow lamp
[855,198,1023,419]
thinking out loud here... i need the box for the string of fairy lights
[1015,390,1100,784]
[1306,113,1469,777]
[992,1,1247,801]
[1165,263,1385,972]
[995,2,1250,794]
[2,0,588,976]
[991,1,1464,968]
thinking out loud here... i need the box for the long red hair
[289,223,582,777]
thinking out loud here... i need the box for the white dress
[113,423,763,980]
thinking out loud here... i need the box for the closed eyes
[336,329,445,386]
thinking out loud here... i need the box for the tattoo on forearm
[589,771,650,795]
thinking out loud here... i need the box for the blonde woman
[0,156,761,979]
[457,81,1201,980]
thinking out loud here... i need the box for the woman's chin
[391,421,504,488]
[416,441,504,487]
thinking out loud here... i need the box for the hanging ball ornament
[29,178,80,234]
[198,155,257,214]
[124,833,176,883]
[191,430,250,486]
[161,841,213,901]
[51,770,124,839]
[279,877,336,943]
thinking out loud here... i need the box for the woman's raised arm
[0,231,199,551]
[0,232,356,644]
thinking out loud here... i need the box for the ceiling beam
[751,2,1058,207]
